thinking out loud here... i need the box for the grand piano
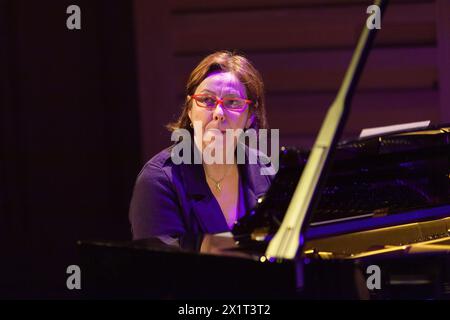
[78,0,450,299]
[79,123,450,299]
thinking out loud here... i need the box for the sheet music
[359,120,431,139]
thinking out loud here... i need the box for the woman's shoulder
[136,146,178,182]
[145,147,174,169]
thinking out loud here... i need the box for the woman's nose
[212,102,225,122]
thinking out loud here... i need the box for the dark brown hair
[167,51,268,131]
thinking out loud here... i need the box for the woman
[129,51,273,251]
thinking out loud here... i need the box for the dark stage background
[1,0,140,298]
[1,0,449,298]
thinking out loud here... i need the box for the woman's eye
[226,100,242,108]
[203,98,216,106]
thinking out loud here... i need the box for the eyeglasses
[189,94,252,112]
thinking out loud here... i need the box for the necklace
[204,166,231,192]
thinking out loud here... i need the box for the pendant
[215,182,221,192]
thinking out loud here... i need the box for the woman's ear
[187,97,193,122]
[186,95,192,122]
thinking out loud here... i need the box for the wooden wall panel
[172,2,435,54]
[170,0,432,10]
[136,0,446,153]
[134,0,175,161]
[436,0,450,122]
[174,47,437,94]
[267,89,439,135]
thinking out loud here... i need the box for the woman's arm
[129,163,185,244]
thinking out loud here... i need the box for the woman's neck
[202,162,237,181]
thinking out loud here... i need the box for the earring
[190,122,193,128]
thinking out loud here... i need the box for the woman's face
[188,71,253,155]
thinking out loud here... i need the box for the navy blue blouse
[128,144,273,251]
